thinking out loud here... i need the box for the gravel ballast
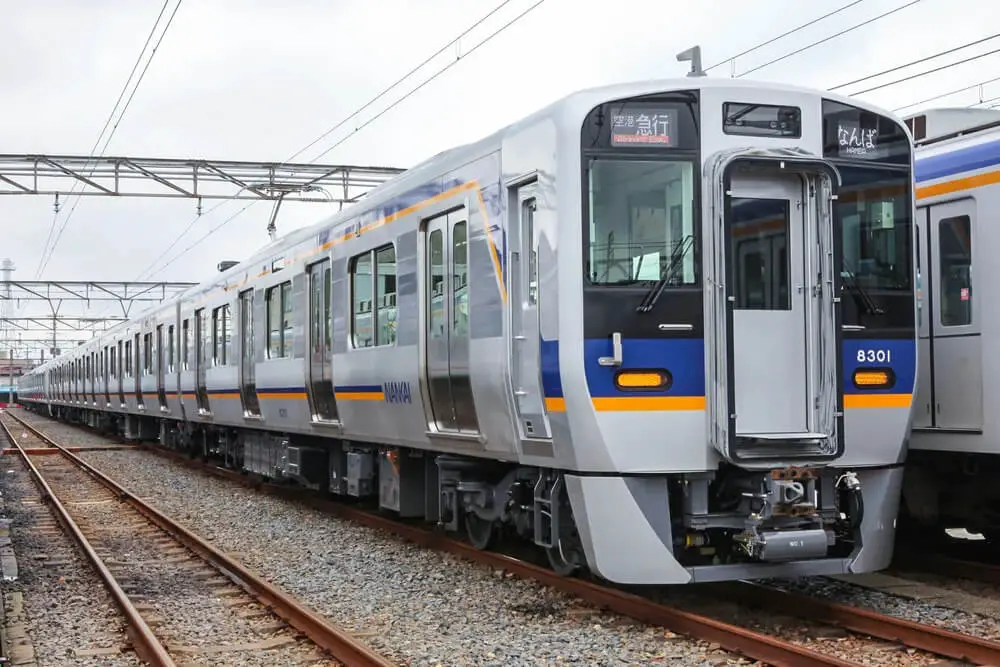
[9,413,739,666]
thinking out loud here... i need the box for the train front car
[556,79,916,584]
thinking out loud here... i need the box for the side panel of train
[19,116,576,563]
[903,130,1000,537]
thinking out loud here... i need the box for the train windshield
[822,99,915,333]
[838,166,911,293]
[585,159,698,287]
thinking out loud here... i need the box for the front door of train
[727,175,809,435]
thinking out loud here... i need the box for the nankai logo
[383,380,412,404]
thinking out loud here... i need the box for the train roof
[33,75,905,372]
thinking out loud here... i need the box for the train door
[727,176,809,435]
[238,289,261,418]
[508,183,551,441]
[423,210,479,434]
[117,341,124,406]
[919,200,981,430]
[306,258,338,423]
[134,333,143,408]
[194,308,211,414]
[156,325,167,409]
[914,207,932,428]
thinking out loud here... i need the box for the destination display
[822,99,910,164]
[610,106,678,147]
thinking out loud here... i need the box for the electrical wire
[704,0,868,73]
[34,0,172,278]
[736,0,924,78]
[36,0,185,279]
[830,32,1000,91]
[139,0,548,281]
[307,0,548,164]
[847,44,1000,96]
[285,0,516,165]
[892,76,1000,112]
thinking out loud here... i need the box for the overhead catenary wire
[35,0,173,279]
[830,32,1000,91]
[286,0,517,166]
[736,0,924,78]
[704,0,869,73]
[847,44,1000,96]
[36,0,185,279]
[139,0,549,281]
[893,76,1000,112]
[133,0,528,284]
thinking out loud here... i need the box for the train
[18,59,919,585]
[897,106,1000,543]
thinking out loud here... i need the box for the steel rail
[30,409,1000,666]
[721,580,1000,666]
[3,412,394,667]
[0,415,175,666]
[128,440,863,666]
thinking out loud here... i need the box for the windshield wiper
[841,267,883,315]
[636,235,694,313]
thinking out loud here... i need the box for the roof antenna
[677,45,706,78]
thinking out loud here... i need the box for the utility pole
[0,259,12,407]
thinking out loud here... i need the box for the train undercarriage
[34,404,869,580]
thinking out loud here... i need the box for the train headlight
[614,369,672,391]
[852,368,895,389]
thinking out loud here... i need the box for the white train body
[20,75,917,584]
[897,108,1000,538]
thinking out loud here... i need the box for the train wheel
[464,511,497,550]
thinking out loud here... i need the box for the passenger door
[423,211,479,434]
[508,183,551,441]
[919,199,981,430]
[727,176,809,435]
[306,258,339,423]
[239,289,262,418]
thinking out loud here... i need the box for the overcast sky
[1,0,998,353]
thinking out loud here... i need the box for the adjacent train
[18,66,919,584]
[897,107,1000,542]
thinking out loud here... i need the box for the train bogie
[20,55,919,584]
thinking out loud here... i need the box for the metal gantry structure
[1,153,406,365]
[0,280,197,359]
[0,154,404,206]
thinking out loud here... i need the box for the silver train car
[897,108,1000,541]
[19,72,918,584]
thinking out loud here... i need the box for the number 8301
[856,349,892,363]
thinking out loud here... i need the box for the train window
[182,318,190,369]
[586,159,698,286]
[196,309,208,367]
[429,230,445,339]
[351,253,374,348]
[452,222,468,336]
[729,198,791,310]
[168,324,175,373]
[375,245,397,346]
[266,282,292,358]
[723,102,801,138]
[125,340,132,376]
[143,333,153,374]
[837,166,912,292]
[212,304,231,365]
[938,215,972,327]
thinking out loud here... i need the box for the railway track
[0,411,394,667]
[14,410,1000,666]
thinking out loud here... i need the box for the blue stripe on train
[915,137,1000,182]
[541,338,706,399]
